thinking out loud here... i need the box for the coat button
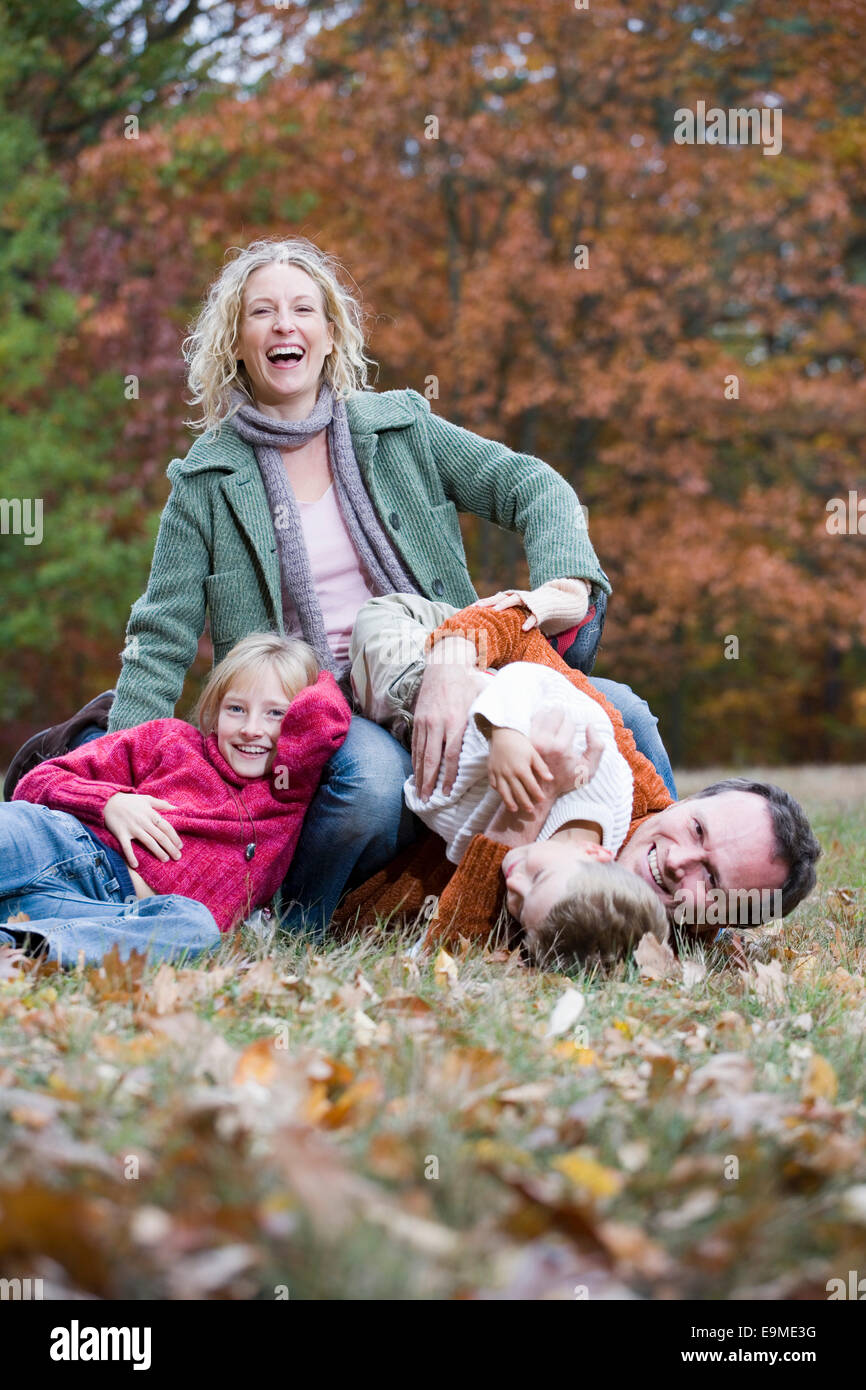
[389,512,400,530]
[432,578,444,596]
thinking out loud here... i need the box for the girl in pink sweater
[5,634,351,965]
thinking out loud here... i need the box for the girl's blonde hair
[182,236,379,434]
[193,633,320,735]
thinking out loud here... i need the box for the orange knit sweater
[333,606,674,949]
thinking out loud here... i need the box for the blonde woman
[5,237,674,934]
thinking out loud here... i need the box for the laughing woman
[4,236,676,933]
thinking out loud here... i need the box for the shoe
[3,690,116,801]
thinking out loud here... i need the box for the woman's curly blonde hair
[182,236,378,434]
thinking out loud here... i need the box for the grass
[0,765,864,1300]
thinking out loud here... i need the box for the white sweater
[404,662,634,864]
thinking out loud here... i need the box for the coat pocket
[204,568,270,646]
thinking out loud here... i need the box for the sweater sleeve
[469,664,634,853]
[266,671,352,806]
[108,465,211,733]
[421,833,509,950]
[469,661,580,740]
[426,605,674,825]
[405,390,611,597]
[11,722,173,827]
[425,602,547,669]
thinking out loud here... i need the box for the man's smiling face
[616,789,789,917]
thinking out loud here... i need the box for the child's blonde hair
[193,633,320,735]
[525,860,669,970]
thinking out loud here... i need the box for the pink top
[285,484,377,664]
[13,673,352,932]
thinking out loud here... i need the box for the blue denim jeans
[586,677,677,800]
[276,714,420,938]
[0,801,221,966]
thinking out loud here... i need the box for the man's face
[501,839,613,934]
[616,790,788,916]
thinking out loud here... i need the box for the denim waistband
[80,824,136,900]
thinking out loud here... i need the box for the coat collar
[176,388,415,476]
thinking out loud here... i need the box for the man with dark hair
[335,596,822,953]
[616,779,821,933]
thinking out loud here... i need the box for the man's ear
[584,843,614,863]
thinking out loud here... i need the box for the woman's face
[234,263,335,420]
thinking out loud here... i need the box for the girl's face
[234,262,335,420]
[215,674,293,779]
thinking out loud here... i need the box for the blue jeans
[0,801,222,966]
[277,714,420,938]
[586,677,677,800]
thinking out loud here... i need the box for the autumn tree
[3,0,865,766]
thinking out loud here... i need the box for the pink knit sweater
[13,672,351,931]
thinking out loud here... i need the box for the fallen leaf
[499,1081,556,1105]
[681,959,707,990]
[802,1053,838,1102]
[635,933,679,981]
[751,959,787,1005]
[687,1052,756,1097]
[234,1037,281,1087]
[546,988,585,1038]
[656,1187,719,1230]
[433,949,458,989]
[551,1150,624,1199]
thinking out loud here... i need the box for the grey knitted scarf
[229,380,421,689]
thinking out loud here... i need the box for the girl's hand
[487,727,554,814]
[103,793,183,869]
[474,578,590,634]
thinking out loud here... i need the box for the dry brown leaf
[596,1219,673,1277]
[551,1150,624,1199]
[802,1053,838,1102]
[687,1052,756,1097]
[635,932,680,981]
[433,948,458,989]
[751,959,787,1004]
[234,1037,282,1087]
[499,1081,556,1106]
[367,1132,417,1181]
[320,1076,383,1130]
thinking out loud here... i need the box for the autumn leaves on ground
[1,766,864,1301]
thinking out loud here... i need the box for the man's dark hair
[688,778,821,916]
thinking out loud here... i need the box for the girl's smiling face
[215,674,293,779]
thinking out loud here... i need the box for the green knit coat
[108,387,609,732]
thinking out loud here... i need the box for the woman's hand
[103,793,183,870]
[487,727,554,814]
[411,637,488,798]
[474,578,591,634]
